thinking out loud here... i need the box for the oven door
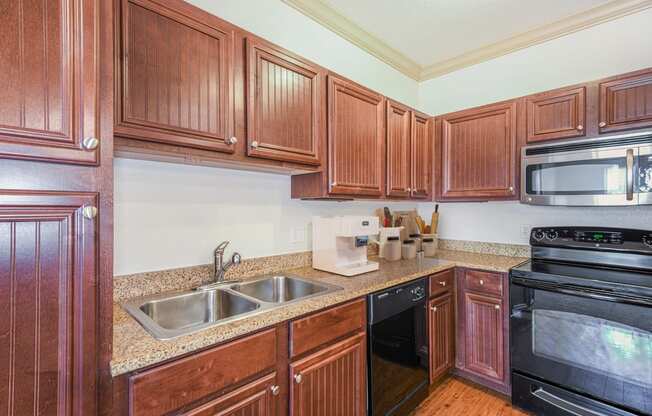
[521,146,638,206]
[510,277,652,415]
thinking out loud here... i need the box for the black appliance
[367,278,429,416]
[511,226,652,416]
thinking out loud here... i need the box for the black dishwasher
[367,278,429,416]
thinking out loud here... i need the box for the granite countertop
[111,249,527,376]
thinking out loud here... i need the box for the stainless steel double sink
[122,275,342,340]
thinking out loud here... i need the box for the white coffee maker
[312,215,379,276]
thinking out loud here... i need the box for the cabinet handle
[82,136,99,150]
[82,205,98,219]
[330,182,337,187]
[599,121,606,128]
[250,140,259,149]
[226,136,238,145]
[576,125,583,131]
[431,306,437,312]
[270,385,280,396]
[479,279,484,285]
[508,186,514,193]
[294,374,302,384]
[438,281,446,286]
[495,304,500,310]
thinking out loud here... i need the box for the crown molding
[419,0,652,80]
[282,0,652,82]
[280,0,422,80]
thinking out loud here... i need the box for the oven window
[639,154,652,193]
[526,158,626,195]
[533,309,652,388]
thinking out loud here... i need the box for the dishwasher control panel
[368,278,427,325]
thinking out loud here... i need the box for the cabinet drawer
[129,328,277,416]
[464,270,503,297]
[429,269,454,297]
[290,298,366,358]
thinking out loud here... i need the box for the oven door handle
[532,388,608,416]
[511,277,652,307]
[626,148,635,201]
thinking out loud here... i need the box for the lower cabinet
[183,372,279,416]
[429,292,455,384]
[289,332,367,416]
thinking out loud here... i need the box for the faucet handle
[232,252,242,265]
[215,241,230,254]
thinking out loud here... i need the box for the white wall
[114,159,418,275]
[416,8,652,245]
[186,0,420,107]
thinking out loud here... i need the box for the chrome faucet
[196,241,242,290]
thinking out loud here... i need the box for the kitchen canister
[384,236,402,261]
[402,239,417,260]
[422,237,437,256]
[409,233,422,251]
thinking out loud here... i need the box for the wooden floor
[413,377,530,416]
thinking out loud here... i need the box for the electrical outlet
[290,226,306,244]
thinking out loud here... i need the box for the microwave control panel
[530,226,652,253]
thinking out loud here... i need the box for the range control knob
[412,287,425,300]
[532,230,545,241]
[643,235,652,248]
[546,230,559,240]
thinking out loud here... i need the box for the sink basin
[122,289,260,340]
[231,275,338,303]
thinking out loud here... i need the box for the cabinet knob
[82,205,98,219]
[495,304,500,310]
[294,374,303,384]
[250,140,259,148]
[270,385,280,396]
[226,136,238,145]
[330,181,337,187]
[479,279,484,285]
[599,121,606,128]
[508,186,514,193]
[439,281,446,286]
[431,306,437,312]
[576,125,583,131]
[82,136,99,150]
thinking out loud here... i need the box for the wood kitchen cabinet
[386,101,433,200]
[245,37,324,166]
[0,192,99,415]
[436,100,519,201]
[526,86,586,143]
[0,0,101,165]
[455,269,509,394]
[429,270,455,385]
[290,332,367,416]
[115,0,236,152]
[599,68,652,133]
[327,75,386,197]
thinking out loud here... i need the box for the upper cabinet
[328,75,385,197]
[411,112,433,199]
[599,68,652,134]
[0,0,100,165]
[436,100,519,201]
[116,0,236,152]
[386,100,412,198]
[245,37,324,166]
[526,86,586,143]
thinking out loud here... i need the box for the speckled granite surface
[111,249,527,377]
[438,239,530,258]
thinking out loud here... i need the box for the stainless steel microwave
[521,131,652,206]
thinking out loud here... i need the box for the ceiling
[281,0,652,81]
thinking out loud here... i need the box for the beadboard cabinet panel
[411,112,433,199]
[429,293,454,384]
[599,68,652,133]
[386,100,412,198]
[116,0,235,152]
[0,0,100,164]
[526,86,586,143]
[246,38,323,166]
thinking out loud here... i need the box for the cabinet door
[438,100,518,200]
[386,100,412,198]
[0,0,100,165]
[290,332,366,416]
[526,86,586,143]
[183,372,279,416]
[599,68,652,133]
[411,112,433,199]
[0,191,98,415]
[464,292,504,383]
[117,0,235,152]
[328,75,385,197]
[429,293,454,384]
[246,38,323,166]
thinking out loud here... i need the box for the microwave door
[638,145,652,205]
[522,146,638,206]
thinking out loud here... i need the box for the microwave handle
[626,148,634,201]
